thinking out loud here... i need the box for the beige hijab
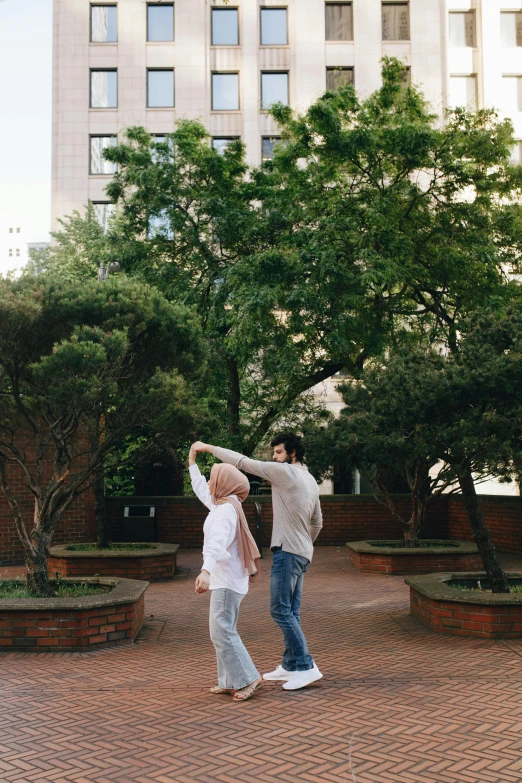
[209,463,260,577]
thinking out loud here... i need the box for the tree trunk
[25,530,54,597]
[404,461,431,548]
[93,461,111,549]
[457,465,511,593]
[91,414,111,550]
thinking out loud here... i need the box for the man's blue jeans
[270,547,314,671]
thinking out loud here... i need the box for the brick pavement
[1,547,522,783]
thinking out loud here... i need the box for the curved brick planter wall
[347,540,482,574]
[0,577,147,652]
[48,543,179,582]
[406,572,522,639]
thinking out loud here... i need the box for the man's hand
[195,570,210,593]
[191,441,212,455]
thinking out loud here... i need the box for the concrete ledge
[346,540,482,575]
[49,543,179,582]
[0,577,147,652]
[406,571,522,638]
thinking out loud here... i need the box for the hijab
[209,463,260,577]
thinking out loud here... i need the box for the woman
[189,443,262,702]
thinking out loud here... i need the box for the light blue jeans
[209,588,259,690]
[270,547,314,671]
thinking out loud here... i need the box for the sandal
[209,685,235,694]
[233,676,263,702]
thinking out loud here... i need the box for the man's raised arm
[193,443,293,488]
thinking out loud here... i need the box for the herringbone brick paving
[2,547,522,783]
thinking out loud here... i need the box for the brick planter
[406,571,522,639]
[347,540,482,575]
[0,577,147,652]
[48,543,179,582]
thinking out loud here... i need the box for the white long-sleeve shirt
[189,463,249,595]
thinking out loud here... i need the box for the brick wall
[0,440,95,565]
[106,493,448,549]
[448,495,522,555]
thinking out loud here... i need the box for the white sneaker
[282,664,323,690]
[262,665,294,681]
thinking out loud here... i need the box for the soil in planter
[369,540,460,549]
[0,580,112,599]
[64,544,157,552]
[450,577,522,594]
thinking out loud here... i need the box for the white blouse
[189,464,249,595]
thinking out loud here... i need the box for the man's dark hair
[270,432,305,463]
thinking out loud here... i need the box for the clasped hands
[188,441,211,466]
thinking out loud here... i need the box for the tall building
[0,217,28,277]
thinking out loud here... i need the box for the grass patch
[451,579,522,594]
[369,540,459,549]
[0,580,112,599]
[64,543,157,552]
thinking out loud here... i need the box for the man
[192,432,323,690]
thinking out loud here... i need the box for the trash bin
[122,505,156,542]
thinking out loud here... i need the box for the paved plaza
[2,547,522,783]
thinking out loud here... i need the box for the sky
[0,0,53,245]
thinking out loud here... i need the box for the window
[9,227,12,233]
[8,249,12,257]
[501,12,522,48]
[510,141,522,164]
[93,202,116,231]
[90,5,117,42]
[501,76,522,113]
[325,3,353,41]
[212,73,239,110]
[449,75,477,110]
[382,3,410,41]
[147,70,175,107]
[212,137,240,155]
[326,67,354,90]
[16,227,20,233]
[449,12,475,48]
[90,136,117,174]
[211,8,239,45]
[16,249,20,257]
[261,72,288,109]
[400,66,411,86]
[90,70,117,108]
[148,211,174,240]
[262,136,281,161]
[151,134,174,161]
[147,4,174,42]
[261,8,287,45]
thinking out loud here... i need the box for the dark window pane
[325,3,353,41]
[261,72,288,109]
[147,4,174,42]
[212,8,239,45]
[382,3,410,41]
[148,70,175,107]
[91,5,117,42]
[262,136,281,161]
[90,136,117,174]
[261,9,287,45]
[212,73,239,110]
[326,67,354,90]
[90,70,117,107]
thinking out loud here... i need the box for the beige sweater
[212,447,323,562]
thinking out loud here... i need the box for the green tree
[0,276,206,597]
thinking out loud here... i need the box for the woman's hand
[191,441,211,455]
[195,570,210,594]
[188,444,197,466]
